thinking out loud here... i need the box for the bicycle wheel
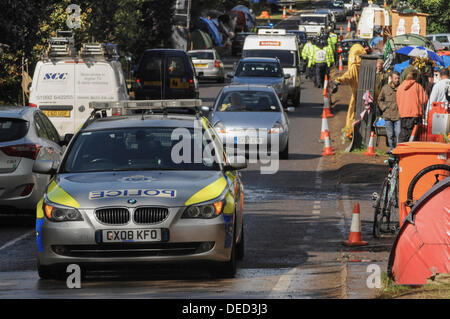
[406,164,450,207]
[383,179,399,234]
[373,178,389,238]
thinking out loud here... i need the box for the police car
[33,99,246,279]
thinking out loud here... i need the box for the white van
[242,29,301,106]
[357,5,391,39]
[29,35,129,136]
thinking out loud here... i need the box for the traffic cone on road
[320,110,330,141]
[363,131,376,156]
[289,3,293,14]
[347,19,351,33]
[342,203,368,246]
[322,130,335,156]
[338,54,344,72]
[282,6,287,19]
[323,76,334,118]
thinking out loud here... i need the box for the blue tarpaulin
[200,17,223,47]
[394,60,410,75]
[442,55,450,68]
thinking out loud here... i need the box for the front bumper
[37,207,233,266]
[219,131,288,155]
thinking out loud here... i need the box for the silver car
[228,57,290,106]
[0,106,64,213]
[34,101,245,279]
[188,49,225,83]
[207,85,293,159]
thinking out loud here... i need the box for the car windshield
[235,62,283,78]
[216,91,280,112]
[62,127,221,173]
[299,16,326,25]
[0,118,29,142]
[243,50,295,68]
[188,51,214,60]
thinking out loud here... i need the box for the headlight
[214,121,226,134]
[182,200,225,219]
[43,201,83,222]
[269,122,284,134]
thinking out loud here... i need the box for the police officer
[311,38,334,88]
[302,37,313,79]
[327,27,338,60]
[307,37,319,85]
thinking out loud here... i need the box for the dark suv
[133,49,199,100]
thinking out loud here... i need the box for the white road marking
[312,210,321,215]
[0,231,33,252]
[269,267,298,295]
[313,204,321,209]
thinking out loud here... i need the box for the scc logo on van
[43,73,68,80]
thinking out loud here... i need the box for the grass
[338,147,388,157]
[376,273,450,299]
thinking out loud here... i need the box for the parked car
[228,57,290,106]
[326,1,346,22]
[133,49,199,100]
[314,9,336,30]
[337,39,370,64]
[231,32,254,56]
[353,0,362,11]
[0,106,66,213]
[207,85,293,159]
[427,34,450,49]
[29,34,129,136]
[188,49,225,83]
[342,0,354,16]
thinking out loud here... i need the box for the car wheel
[211,224,237,278]
[280,140,289,160]
[236,223,244,260]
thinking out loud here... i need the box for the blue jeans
[385,120,400,151]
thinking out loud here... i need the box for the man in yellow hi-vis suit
[331,43,368,137]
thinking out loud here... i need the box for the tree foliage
[0,0,175,104]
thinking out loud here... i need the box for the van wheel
[293,90,301,107]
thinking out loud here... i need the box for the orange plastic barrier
[392,142,450,225]
[424,102,450,142]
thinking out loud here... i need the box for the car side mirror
[201,106,210,112]
[60,133,73,146]
[226,72,234,79]
[286,107,295,113]
[284,74,291,79]
[33,160,57,175]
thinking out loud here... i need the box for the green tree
[405,0,450,34]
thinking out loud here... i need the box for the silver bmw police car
[33,100,246,279]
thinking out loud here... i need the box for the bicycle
[405,164,450,208]
[372,153,399,238]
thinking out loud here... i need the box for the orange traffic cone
[343,203,368,246]
[323,78,334,118]
[282,6,286,19]
[363,131,376,156]
[320,110,330,140]
[322,74,329,96]
[347,19,351,33]
[409,124,418,142]
[289,3,293,14]
[338,54,344,72]
[322,130,335,156]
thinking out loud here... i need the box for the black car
[231,32,254,56]
[133,49,199,100]
[337,39,370,64]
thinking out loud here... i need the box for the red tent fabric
[388,177,450,285]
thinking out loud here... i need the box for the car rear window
[0,118,29,142]
[188,52,214,60]
[243,50,296,68]
[236,62,282,77]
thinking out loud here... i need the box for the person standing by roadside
[425,67,450,121]
[374,59,389,103]
[302,38,313,80]
[378,71,401,152]
[397,69,428,142]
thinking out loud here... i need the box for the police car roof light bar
[258,29,287,35]
[89,99,203,111]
